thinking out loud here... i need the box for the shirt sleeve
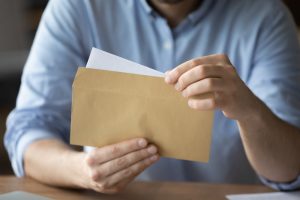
[4,0,90,176]
[259,175,300,191]
[245,1,300,191]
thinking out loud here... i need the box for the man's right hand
[80,138,159,194]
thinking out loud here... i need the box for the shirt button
[163,41,172,50]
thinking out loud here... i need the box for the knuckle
[86,149,99,165]
[229,66,236,74]
[97,182,108,192]
[123,168,134,177]
[189,59,198,67]
[131,161,146,175]
[116,157,127,168]
[225,64,234,69]
[90,169,101,181]
[221,54,231,64]
[217,53,228,60]
[110,145,120,155]
[85,154,94,167]
[178,77,185,87]
[195,65,205,75]
[129,140,139,151]
[209,98,217,108]
[140,149,149,158]
[173,68,181,77]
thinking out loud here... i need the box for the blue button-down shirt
[4,0,300,191]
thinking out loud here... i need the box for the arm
[4,0,159,193]
[4,0,87,177]
[237,101,300,182]
[165,53,300,183]
[24,138,158,193]
[164,1,300,187]
[24,139,84,188]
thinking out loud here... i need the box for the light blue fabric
[4,0,300,191]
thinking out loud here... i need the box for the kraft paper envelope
[70,49,214,162]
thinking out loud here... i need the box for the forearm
[24,139,86,188]
[164,51,300,186]
[237,100,300,182]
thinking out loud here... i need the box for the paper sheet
[86,47,164,77]
[226,191,300,200]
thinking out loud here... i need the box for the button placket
[156,18,175,72]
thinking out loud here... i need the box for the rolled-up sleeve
[246,1,300,190]
[259,176,300,191]
[6,128,63,177]
[4,0,90,176]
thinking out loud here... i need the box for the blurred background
[0,0,299,175]
[0,0,47,174]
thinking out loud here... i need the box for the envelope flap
[73,67,182,100]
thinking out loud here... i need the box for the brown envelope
[70,67,214,162]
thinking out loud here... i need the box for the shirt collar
[140,0,154,15]
[140,0,215,25]
[187,0,215,25]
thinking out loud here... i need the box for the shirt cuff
[259,175,300,191]
[13,129,62,177]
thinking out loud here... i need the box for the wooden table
[0,176,274,200]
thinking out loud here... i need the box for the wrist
[62,150,88,189]
[237,97,269,125]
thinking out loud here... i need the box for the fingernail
[188,100,194,108]
[150,155,158,161]
[182,91,187,97]
[175,83,181,91]
[147,146,157,154]
[165,75,171,83]
[138,139,147,148]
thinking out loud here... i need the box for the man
[4,0,300,194]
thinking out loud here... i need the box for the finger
[188,95,218,110]
[86,138,148,166]
[92,145,157,180]
[101,175,136,194]
[104,154,159,188]
[195,54,231,65]
[116,175,136,189]
[165,54,231,84]
[182,78,223,98]
[175,65,226,91]
[164,70,171,75]
[165,59,198,84]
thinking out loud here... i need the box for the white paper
[86,47,164,77]
[226,191,300,200]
